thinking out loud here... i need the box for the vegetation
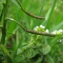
[0,0,63,63]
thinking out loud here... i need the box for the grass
[0,0,63,63]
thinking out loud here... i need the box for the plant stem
[1,0,8,44]
[16,0,45,20]
[6,18,56,37]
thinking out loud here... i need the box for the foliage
[0,0,63,63]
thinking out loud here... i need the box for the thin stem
[0,9,3,22]
[6,18,56,37]
[16,0,45,20]
[1,1,8,44]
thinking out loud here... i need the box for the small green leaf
[46,55,54,63]
[41,45,51,55]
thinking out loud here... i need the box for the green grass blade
[11,0,20,8]
[0,44,13,63]
[43,0,57,29]
[51,21,63,31]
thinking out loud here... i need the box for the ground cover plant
[0,0,63,63]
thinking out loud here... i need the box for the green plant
[0,0,63,63]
